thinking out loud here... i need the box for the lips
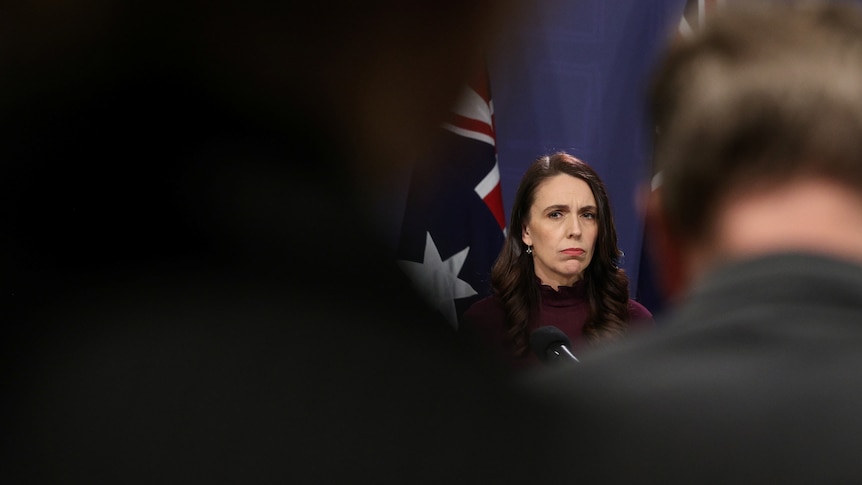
[561,248,585,256]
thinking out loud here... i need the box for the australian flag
[397,65,506,329]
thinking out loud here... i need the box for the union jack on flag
[397,65,506,329]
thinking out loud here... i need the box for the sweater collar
[537,278,587,307]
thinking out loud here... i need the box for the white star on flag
[398,232,478,328]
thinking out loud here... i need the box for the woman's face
[522,174,598,289]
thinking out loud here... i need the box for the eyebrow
[543,204,570,213]
[542,204,597,214]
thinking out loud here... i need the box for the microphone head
[529,326,572,363]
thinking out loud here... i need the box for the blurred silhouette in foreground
[0,2,564,483]
[527,1,862,483]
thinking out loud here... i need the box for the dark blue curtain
[488,0,685,316]
[380,1,685,318]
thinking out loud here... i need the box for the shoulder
[627,299,652,318]
[461,294,508,343]
[627,299,654,327]
[463,294,505,327]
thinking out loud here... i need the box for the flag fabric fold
[637,0,721,316]
[397,65,506,329]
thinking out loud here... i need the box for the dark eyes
[547,210,596,220]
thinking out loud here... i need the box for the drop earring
[526,246,533,255]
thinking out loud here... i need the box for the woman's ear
[521,225,532,247]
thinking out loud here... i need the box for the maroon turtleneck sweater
[461,279,654,371]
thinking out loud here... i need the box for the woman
[462,152,653,371]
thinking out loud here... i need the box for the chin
[561,263,585,273]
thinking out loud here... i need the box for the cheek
[587,227,600,251]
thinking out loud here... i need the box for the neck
[691,178,862,280]
[536,273,582,291]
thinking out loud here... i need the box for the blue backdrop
[488,0,684,306]
[383,0,686,317]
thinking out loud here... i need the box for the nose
[568,215,582,239]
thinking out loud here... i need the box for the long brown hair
[491,152,630,356]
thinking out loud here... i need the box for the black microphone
[529,326,579,365]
